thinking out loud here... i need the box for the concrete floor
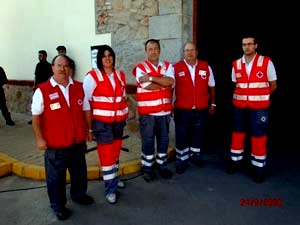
[0,147,300,225]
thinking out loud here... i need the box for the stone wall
[4,83,33,113]
[95,0,193,84]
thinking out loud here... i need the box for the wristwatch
[149,76,153,82]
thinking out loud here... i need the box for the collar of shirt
[242,54,257,76]
[242,53,257,65]
[146,60,164,70]
[50,76,73,107]
[50,76,73,88]
[184,59,198,69]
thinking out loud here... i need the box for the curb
[0,153,17,177]
[0,147,175,180]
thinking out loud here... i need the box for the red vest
[132,60,173,115]
[232,54,271,109]
[39,80,87,148]
[88,69,128,123]
[174,60,210,110]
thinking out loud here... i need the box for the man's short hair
[38,50,47,57]
[145,39,160,50]
[56,45,66,51]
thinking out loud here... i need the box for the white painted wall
[0,0,111,82]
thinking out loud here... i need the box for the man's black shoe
[190,158,205,168]
[143,171,156,183]
[175,164,187,174]
[6,120,15,126]
[27,120,32,125]
[55,207,72,221]
[158,168,173,179]
[226,161,240,175]
[72,194,94,205]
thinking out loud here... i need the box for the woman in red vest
[83,45,128,204]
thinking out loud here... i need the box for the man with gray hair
[173,41,216,174]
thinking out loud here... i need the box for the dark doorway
[196,0,299,152]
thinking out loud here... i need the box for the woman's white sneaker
[105,193,117,204]
[117,180,126,189]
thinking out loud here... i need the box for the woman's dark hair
[51,54,72,66]
[96,45,116,70]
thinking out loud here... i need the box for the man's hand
[36,138,47,150]
[139,75,150,83]
[86,132,94,142]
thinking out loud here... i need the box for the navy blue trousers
[139,114,170,172]
[44,142,88,212]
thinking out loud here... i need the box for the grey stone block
[149,15,182,39]
[159,0,182,15]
